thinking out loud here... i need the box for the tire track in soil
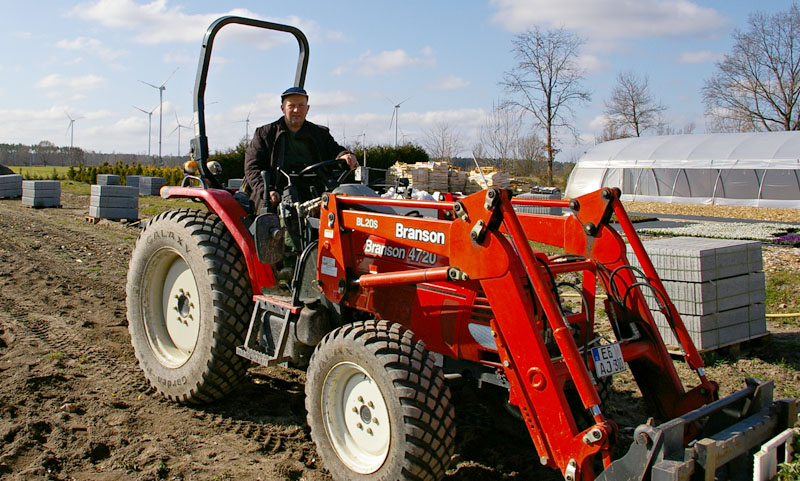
[0,247,311,460]
[0,199,323,479]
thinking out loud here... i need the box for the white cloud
[334,49,436,76]
[162,51,195,64]
[490,0,728,43]
[428,76,471,91]
[577,54,610,74]
[56,36,126,60]
[420,46,434,57]
[678,50,722,64]
[36,74,107,90]
[588,114,609,131]
[70,1,342,46]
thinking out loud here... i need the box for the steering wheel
[295,158,355,191]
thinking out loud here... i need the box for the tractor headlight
[183,160,199,175]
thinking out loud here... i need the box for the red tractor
[126,17,798,481]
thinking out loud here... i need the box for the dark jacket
[244,117,348,212]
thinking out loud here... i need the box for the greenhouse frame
[564,132,800,208]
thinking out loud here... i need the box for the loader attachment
[315,186,798,481]
[597,379,798,481]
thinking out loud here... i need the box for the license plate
[590,343,626,378]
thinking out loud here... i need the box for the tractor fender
[160,186,276,291]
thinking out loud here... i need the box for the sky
[0,0,793,162]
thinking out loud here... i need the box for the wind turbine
[169,112,191,157]
[64,111,82,149]
[389,97,410,147]
[234,110,252,142]
[133,104,158,157]
[139,67,178,165]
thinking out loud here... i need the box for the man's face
[281,94,309,132]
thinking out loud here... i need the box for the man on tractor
[244,86,358,213]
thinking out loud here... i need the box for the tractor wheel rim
[322,361,391,474]
[143,249,201,368]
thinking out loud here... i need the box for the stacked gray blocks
[513,190,563,216]
[0,174,23,198]
[626,237,767,351]
[96,174,120,185]
[125,175,140,190]
[138,176,165,196]
[89,185,138,220]
[22,181,61,208]
[227,178,243,190]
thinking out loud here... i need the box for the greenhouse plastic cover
[565,132,800,207]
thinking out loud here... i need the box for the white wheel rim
[322,361,391,474]
[143,249,201,368]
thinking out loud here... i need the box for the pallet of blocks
[426,162,449,192]
[386,162,430,191]
[626,237,767,352]
[447,169,466,192]
[96,174,120,186]
[0,174,23,198]
[138,176,165,196]
[89,185,139,220]
[125,175,141,190]
[513,188,562,216]
[22,180,61,208]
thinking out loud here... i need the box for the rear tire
[126,209,252,403]
[306,320,455,481]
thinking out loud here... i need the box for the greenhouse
[564,132,800,208]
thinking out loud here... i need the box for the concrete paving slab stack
[227,178,243,190]
[22,180,61,208]
[96,174,120,186]
[89,185,138,220]
[125,175,141,190]
[513,188,562,216]
[138,176,165,196]
[0,174,23,198]
[626,237,767,351]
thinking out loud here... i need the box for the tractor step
[236,295,301,367]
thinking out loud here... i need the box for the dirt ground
[0,191,798,481]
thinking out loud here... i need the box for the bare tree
[604,71,666,137]
[596,120,629,144]
[656,121,697,136]
[478,103,522,173]
[514,135,547,176]
[703,4,800,131]
[501,26,591,185]
[422,122,464,162]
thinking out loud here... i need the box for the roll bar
[190,16,310,188]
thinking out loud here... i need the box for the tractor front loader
[125,16,798,481]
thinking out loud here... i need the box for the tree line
[0,141,188,168]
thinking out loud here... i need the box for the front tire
[126,209,252,403]
[306,320,455,481]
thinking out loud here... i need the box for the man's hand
[337,152,358,170]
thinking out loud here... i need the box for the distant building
[565,132,800,208]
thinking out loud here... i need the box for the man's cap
[281,87,308,100]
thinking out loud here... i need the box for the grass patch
[766,270,800,325]
[61,180,91,195]
[777,434,800,481]
[8,166,71,179]
[138,196,207,217]
[528,240,565,256]
[48,351,65,360]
